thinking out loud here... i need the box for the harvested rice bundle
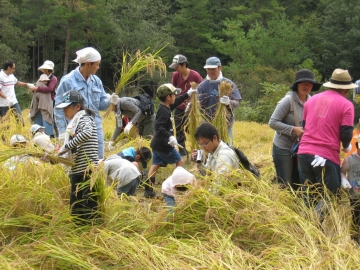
[212,81,232,144]
[184,82,201,150]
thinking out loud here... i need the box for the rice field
[0,109,358,269]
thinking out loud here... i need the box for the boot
[178,142,187,157]
[144,177,156,198]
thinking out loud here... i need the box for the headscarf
[73,47,101,64]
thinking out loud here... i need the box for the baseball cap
[139,147,152,169]
[30,124,45,134]
[10,134,28,146]
[204,57,221,69]
[156,83,181,98]
[56,90,85,108]
[169,54,188,69]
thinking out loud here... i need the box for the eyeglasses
[198,140,211,147]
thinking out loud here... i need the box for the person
[103,154,141,197]
[30,124,55,153]
[192,122,239,175]
[146,83,197,198]
[197,57,242,145]
[108,94,155,149]
[54,47,110,159]
[297,68,357,219]
[340,139,360,243]
[161,166,196,211]
[0,60,33,121]
[169,54,203,156]
[269,69,322,190]
[117,146,152,172]
[36,74,50,88]
[29,60,58,137]
[56,90,100,223]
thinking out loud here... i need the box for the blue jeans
[163,193,175,213]
[272,143,300,189]
[298,154,341,218]
[117,177,140,196]
[33,111,54,136]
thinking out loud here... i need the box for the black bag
[230,146,261,178]
[290,141,299,157]
[134,93,155,116]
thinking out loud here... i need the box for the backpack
[134,93,155,116]
[229,146,261,178]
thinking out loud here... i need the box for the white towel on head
[73,47,101,64]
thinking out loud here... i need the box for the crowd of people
[1,47,360,241]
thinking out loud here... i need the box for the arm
[229,80,241,109]
[122,98,143,124]
[268,96,295,136]
[111,125,123,141]
[170,93,190,110]
[54,79,71,134]
[66,117,94,149]
[95,76,110,111]
[15,81,28,87]
[33,76,58,93]
[340,126,353,148]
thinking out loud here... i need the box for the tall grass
[0,110,358,269]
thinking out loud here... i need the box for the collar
[75,67,94,83]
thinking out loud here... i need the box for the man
[197,57,242,145]
[297,68,357,219]
[0,60,33,120]
[54,47,110,159]
[169,54,203,155]
[193,122,239,175]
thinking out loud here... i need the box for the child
[340,139,360,243]
[103,154,141,197]
[56,90,99,223]
[30,124,55,153]
[117,146,152,171]
[145,83,197,198]
[36,74,50,88]
[161,167,196,211]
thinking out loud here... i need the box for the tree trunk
[63,0,75,76]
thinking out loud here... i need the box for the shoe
[144,190,157,198]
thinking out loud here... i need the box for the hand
[220,96,230,106]
[187,88,197,97]
[58,146,70,156]
[185,102,191,113]
[191,150,198,162]
[341,178,352,189]
[311,155,326,167]
[40,153,50,163]
[342,143,352,153]
[106,93,111,101]
[110,93,120,105]
[124,122,134,135]
[27,83,35,88]
[6,97,14,107]
[29,87,37,92]
[168,136,178,147]
[292,126,304,137]
[108,141,115,151]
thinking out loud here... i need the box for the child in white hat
[30,124,55,153]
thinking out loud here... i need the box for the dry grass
[0,109,358,269]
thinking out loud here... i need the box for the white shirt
[0,69,18,107]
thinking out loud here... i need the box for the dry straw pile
[0,110,358,269]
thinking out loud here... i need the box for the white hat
[38,60,54,72]
[30,124,45,134]
[73,47,101,64]
[38,74,50,81]
[323,69,358,89]
[171,167,195,187]
[10,134,28,146]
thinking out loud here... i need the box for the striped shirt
[67,114,98,174]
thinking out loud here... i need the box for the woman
[268,69,321,190]
[29,60,57,137]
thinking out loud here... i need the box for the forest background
[2,0,360,123]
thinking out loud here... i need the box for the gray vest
[346,154,360,198]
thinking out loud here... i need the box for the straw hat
[323,69,358,89]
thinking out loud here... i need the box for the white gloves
[6,97,13,107]
[341,177,352,189]
[124,122,133,135]
[311,155,326,167]
[108,141,115,151]
[185,102,191,113]
[187,88,197,97]
[342,143,352,153]
[106,93,111,101]
[220,96,230,106]
[110,93,120,105]
[168,136,178,147]
[58,132,66,143]
[27,83,35,88]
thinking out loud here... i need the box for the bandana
[73,47,101,64]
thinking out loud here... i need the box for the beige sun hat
[323,69,358,89]
[38,60,54,72]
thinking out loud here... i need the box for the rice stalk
[212,81,233,144]
[184,82,201,150]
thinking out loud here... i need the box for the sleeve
[268,96,294,136]
[54,79,71,133]
[66,117,94,149]
[111,123,123,141]
[340,103,355,148]
[229,80,242,109]
[171,72,177,86]
[340,126,354,148]
[36,76,58,93]
[170,92,190,110]
[122,99,142,124]
[96,77,110,111]
[155,108,173,140]
[340,157,349,174]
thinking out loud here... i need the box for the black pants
[174,108,187,147]
[350,198,360,235]
[69,172,99,221]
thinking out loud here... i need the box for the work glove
[110,93,120,105]
[187,88,197,97]
[124,122,134,135]
[341,177,352,190]
[27,83,35,88]
[168,136,178,147]
[58,132,66,144]
[108,141,115,151]
[106,93,111,101]
[185,102,191,113]
[311,155,326,167]
[220,96,230,106]
[342,143,352,153]
[6,97,14,107]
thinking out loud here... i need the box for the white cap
[30,124,45,134]
[38,60,55,72]
[10,134,28,146]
